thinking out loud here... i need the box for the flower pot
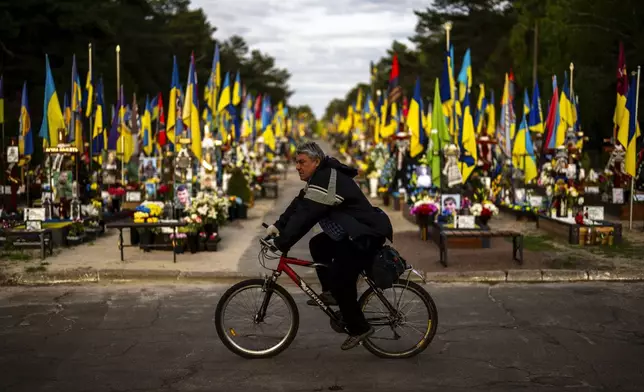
[369,178,378,198]
[416,213,436,241]
[382,193,390,206]
[228,205,238,221]
[238,203,248,219]
[173,240,185,254]
[187,234,199,254]
[130,228,140,245]
[393,196,401,211]
[139,229,155,252]
[477,216,491,227]
[66,234,86,246]
[111,198,121,212]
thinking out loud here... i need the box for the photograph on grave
[174,184,192,209]
[441,194,461,215]
[140,157,158,182]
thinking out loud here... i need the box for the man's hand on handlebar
[260,223,280,253]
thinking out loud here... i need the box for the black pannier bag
[368,245,408,289]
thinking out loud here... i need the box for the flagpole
[88,43,94,177]
[630,66,641,230]
[116,45,125,185]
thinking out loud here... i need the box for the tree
[0,0,292,163]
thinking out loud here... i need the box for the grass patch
[0,252,32,261]
[505,234,556,251]
[25,265,47,273]
[584,238,644,259]
[547,255,585,269]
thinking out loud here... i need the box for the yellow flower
[133,218,145,223]
[91,183,98,191]
[147,217,159,223]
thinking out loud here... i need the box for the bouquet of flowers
[410,199,439,216]
[187,193,230,227]
[470,202,499,219]
[107,187,126,197]
[133,202,163,223]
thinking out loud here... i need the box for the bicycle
[214,223,438,359]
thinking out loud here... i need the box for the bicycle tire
[359,279,438,359]
[215,279,299,359]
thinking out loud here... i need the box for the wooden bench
[0,229,54,260]
[106,220,187,263]
[262,181,279,199]
[439,229,524,267]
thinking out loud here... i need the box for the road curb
[2,267,644,286]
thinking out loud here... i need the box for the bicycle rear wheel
[215,279,299,359]
[359,279,438,359]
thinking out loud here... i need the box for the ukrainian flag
[182,53,202,160]
[513,94,538,184]
[166,56,180,148]
[407,77,426,158]
[70,55,84,150]
[92,78,106,160]
[528,80,544,133]
[142,95,153,156]
[458,89,477,182]
[217,72,231,113]
[617,74,641,177]
[39,55,65,147]
[19,82,33,157]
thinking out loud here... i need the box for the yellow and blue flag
[19,82,33,157]
[617,74,641,177]
[513,93,538,184]
[528,81,544,133]
[70,55,84,150]
[166,56,180,148]
[142,95,153,156]
[217,72,231,113]
[92,78,106,158]
[457,48,472,101]
[474,84,486,134]
[458,89,478,182]
[182,53,202,160]
[39,55,65,147]
[407,77,426,158]
[204,43,221,122]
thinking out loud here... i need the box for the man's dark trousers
[309,233,381,335]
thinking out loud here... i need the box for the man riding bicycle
[265,142,393,350]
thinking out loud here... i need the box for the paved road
[1,282,643,391]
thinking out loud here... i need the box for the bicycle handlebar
[260,222,279,253]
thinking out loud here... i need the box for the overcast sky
[191,0,431,118]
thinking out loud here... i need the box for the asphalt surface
[1,282,643,392]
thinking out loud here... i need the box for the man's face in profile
[295,153,319,181]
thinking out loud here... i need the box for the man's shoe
[306,291,337,306]
[341,327,375,351]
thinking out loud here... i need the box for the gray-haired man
[266,141,393,350]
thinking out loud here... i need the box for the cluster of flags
[10,43,306,168]
[331,40,642,186]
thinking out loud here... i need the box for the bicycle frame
[256,251,408,330]
[258,254,343,324]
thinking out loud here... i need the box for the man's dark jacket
[273,156,393,251]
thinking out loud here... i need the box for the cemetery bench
[106,220,187,263]
[438,229,524,267]
[261,176,279,199]
[0,229,54,260]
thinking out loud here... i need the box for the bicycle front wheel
[215,279,299,359]
[359,279,438,359]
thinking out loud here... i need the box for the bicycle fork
[255,271,281,323]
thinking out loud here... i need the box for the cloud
[191,0,427,118]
